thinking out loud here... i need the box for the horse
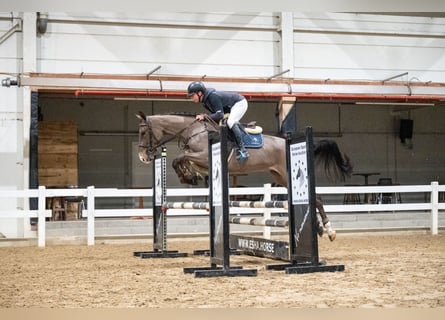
[136,111,353,241]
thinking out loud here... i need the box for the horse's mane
[157,112,197,118]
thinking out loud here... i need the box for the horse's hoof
[328,230,336,241]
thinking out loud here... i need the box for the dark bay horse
[136,111,353,241]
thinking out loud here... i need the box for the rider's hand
[196,114,205,121]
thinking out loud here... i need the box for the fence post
[37,186,46,247]
[87,186,95,245]
[431,181,439,235]
[263,183,272,239]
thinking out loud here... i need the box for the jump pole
[133,146,188,259]
[183,126,257,277]
[163,200,287,210]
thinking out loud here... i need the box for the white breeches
[227,99,248,128]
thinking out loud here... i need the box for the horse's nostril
[139,155,146,163]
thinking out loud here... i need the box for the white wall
[0,16,22,185]
[0,13,28,237]
[292,13,445,82]
[35,12,445,81]
[37,12,279,77]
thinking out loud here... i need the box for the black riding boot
[231,122,249,161]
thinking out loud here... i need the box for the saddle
[244,121,262,134]
[241,121,264,148]
[220,115,264,149]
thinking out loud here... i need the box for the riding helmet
[187,81,206,97]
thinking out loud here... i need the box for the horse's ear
[136,111,146,121]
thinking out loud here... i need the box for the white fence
[0,182,444,247]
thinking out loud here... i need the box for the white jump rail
[0,182,443,246]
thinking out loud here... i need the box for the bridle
[138,117,172,156]
[138,116,210,156]
[138,121,156,155]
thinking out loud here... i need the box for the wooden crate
[38,121,78,188]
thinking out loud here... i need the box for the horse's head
[136,111,155,164]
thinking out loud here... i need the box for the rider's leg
[227,99,248,129]
[227,99,249,160]
[231,122,249,160]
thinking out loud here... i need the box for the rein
[139,116,212,154]
[180,115,218,148]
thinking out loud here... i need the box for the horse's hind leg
[316,196,336,241]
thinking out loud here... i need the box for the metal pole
[431,181,439,235]
[161,146,167,251]
[382,72,408,82]
[87,186,95,245]
[37,186,46,247]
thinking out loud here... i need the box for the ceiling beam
[2,72,445,104]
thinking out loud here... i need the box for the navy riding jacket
[202,88,244,122]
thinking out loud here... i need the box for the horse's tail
[314,139,353,181]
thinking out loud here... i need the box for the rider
[187,81,249,161]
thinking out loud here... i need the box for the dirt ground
[0,232,444,308]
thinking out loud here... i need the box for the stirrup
[236,150,249,161]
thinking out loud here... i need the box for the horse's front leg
[172,157,197,185]
[316,196,336,241]
[172,151,209,185]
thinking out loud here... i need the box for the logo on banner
[155,159,162,206]
[212,142,222,206]
[290,142,309,204]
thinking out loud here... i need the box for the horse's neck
[151,115,195,139]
